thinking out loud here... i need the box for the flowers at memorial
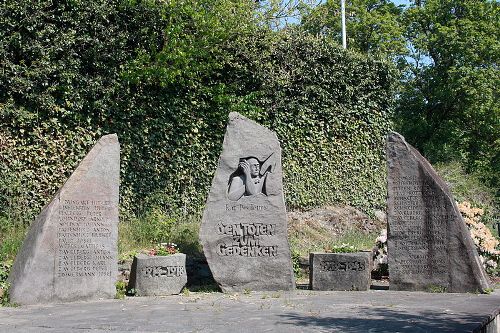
[371,229,388,278]
[148,243,179,256]
[458,201,500,275]
[373,229,388,266]
[324,243,358,253]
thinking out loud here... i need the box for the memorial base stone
[309,252,371,291]
[129,253,187,296]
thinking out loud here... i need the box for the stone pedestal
[309,252,371,291]
[129,253,187,296]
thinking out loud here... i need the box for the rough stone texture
[8,134,120,305]
[200,112,295,292]
[128,253,187,296]
[310,252,371,291]
[387,132,490,293]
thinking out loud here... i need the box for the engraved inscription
[56,200,114,278]
[225,203,268,211]
[320,260,366,272]
[215,222,278,257]
[391,175,449,275]
[141,265,186,278]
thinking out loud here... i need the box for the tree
[397,0,499,191]
[301,0,407,59]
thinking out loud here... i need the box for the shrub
[458,201,500,276]
[0,260,12,306]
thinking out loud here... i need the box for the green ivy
[0,0,395,230]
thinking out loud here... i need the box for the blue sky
[392,0,412,7]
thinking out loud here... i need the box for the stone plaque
[200,112,295,292]
[129,253,187,296]
[387,132,490,292]
[309,252,371,291]
[8,134,120,304]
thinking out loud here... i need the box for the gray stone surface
[310,252,371,291]
[387,132,490,293]
[200,112,295,292]
[8,134,120,305]
[129,253,187,296]
[0,290,499,332]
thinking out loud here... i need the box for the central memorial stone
[387,132,490,293]
[200,112,295,292]
[8,134,120,304]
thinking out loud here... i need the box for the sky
[391,0,412,7]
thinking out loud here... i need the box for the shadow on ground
[278,306,488,333]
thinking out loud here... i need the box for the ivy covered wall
[0,0,395,224]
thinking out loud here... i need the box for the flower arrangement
[373,229,387,266]
[147,243,179,256]
[458,201,500,275]
[324,243,358,253]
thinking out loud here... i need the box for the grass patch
[119,209,203,259]
[0,217,27,262]
[435,161,498,214]
[427,284,447,293]
[289,224,378,258]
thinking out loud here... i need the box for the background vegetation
[304,0,499,197]
[0,0,498,287]
[1,0,395,259]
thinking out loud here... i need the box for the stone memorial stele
[200,112,295,292]
[8,134,120,305]
[309,252,371,291]
[128,253,187,296]
[387,132,490,293]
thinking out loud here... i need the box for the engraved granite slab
[200,112,295,292]
[129,253,187,296]
[309,252,371,291]
[8,134,120,304]
[387,132,490,293]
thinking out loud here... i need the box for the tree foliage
[302,0,499,194]
[302,0,407,59]
[397,0,499,192]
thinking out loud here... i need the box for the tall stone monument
[8,134,120,304]
[387,132,490,293]
[200,113,295,292]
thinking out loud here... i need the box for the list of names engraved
[391,175,449,275]
[56,199,114,278]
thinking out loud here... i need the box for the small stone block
[309,252,371,291]
[129,253,187,296]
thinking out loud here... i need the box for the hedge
[0,0,396,225]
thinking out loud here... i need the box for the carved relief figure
[227,154,275,201]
